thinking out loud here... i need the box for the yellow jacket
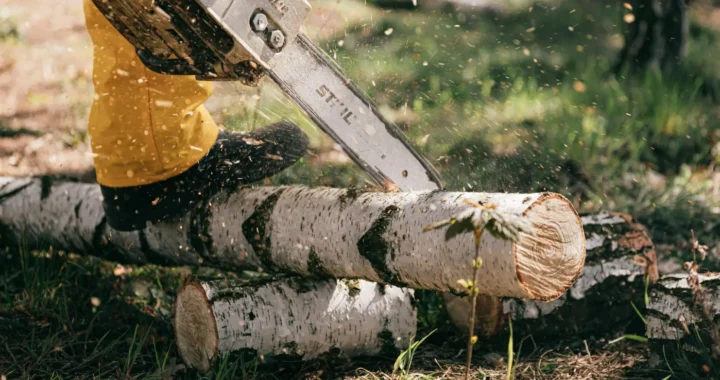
[83,0,219,187]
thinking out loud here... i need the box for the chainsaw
[92,0,443,192]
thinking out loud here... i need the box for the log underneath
[443,212,658,340]
[174,278,416,372]
[0,177,585,299]
[647,273,720,376]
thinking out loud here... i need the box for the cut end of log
[514,194,585,301]
[175,283,218,373]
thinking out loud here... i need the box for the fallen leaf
[573,81,587,93]
[113,265,127,276]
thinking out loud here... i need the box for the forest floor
[0,251,655,379]
[2,0,720,378]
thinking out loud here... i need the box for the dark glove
[101,121,309,231]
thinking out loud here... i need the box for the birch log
[647,273,720,375]
[443,212,658,340]
[174,278,416,372]
[0,176,585,299]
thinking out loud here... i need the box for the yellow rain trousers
[83,0,219,188]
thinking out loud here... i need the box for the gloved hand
[101,121,309,231]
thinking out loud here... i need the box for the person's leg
[83,0,218,187]
[84,0,308,231]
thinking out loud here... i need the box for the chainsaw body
[93,0,310,85]
[92,0,444,192]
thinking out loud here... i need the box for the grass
[0,248,277,379]
[507,318,515,380]
[392,329,436,377]
[3,0,720,377]
[0,14,19,42]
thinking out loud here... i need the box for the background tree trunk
[614,0,690,73]
[0,176,585,299]
[663,0,691,65]
[647,273,720,377]
[175,278,416,373]
[443,212,658,341]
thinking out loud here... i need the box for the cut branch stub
[0,177,585,299]
[174,278,416,372]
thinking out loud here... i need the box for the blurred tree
[614,0,690,72]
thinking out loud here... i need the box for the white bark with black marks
[174,278,416,372]
[0,177,585,299]
[444,212,658,340]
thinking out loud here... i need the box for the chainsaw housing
[92,0,311,85]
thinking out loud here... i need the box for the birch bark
[0,177,585,298]
[175,278,416,372]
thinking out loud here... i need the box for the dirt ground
[0,0,94,178]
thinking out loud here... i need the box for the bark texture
[0,177,585,299]
[174,278,416,372]
[444,212,658,340]
[647,273,720,375]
